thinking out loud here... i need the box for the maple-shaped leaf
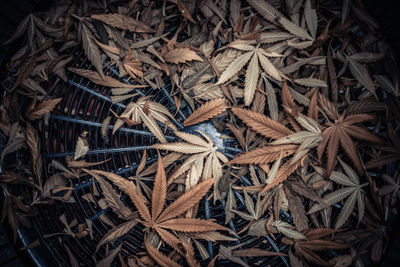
[151,131,228,197]
[308,159,366,229]
[317,97,382,176]
[215,44,283,106]
[289,228,349,266]
[184,98,226,126]
[113,96,177,143]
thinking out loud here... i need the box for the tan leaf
[91,13,154,33]
[294,78,328,88]
[278,16,313,40]
[68,68,147,88]
[304,0,318,39]
[74,136,89,160]
[257,51,282,81]
[244,53,259,105]
[271,220,306,239]
[216,51,253,85]
[163,48,203,64]
[184,99,226,126]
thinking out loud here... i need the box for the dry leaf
[184,99,226,126]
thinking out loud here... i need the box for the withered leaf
[163,48,203,64]
[308,160,365,229]
[232,108,293,139]
[184,98,226,126]
[81,22,104,79]
[96,220,137,252]
[347,55,377,99]
[96,243,122,267]
[91,14,155,33]
[74,136,89,160]
[145,240,182,267]
[27,98,62,120]
[68,68,147,88]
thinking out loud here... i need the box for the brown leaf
[157,178,214,222]
[177,0,196,23]
[81,22,104,79]
[184,99,226,126]
[89,172,135,220]
[232,108,293,139]
[124,50,143,79]
[91,13,155,33]
[96,220,137,252]
[96,243,122,267]
[163,48,203,64]
[151,152,167,221]
[158,218,231,233]
[27,98,62,120]
[85,169,151,222]
[284,186,308,231]
[26,122,43,186]
[145,240,182,267]
[228,145,298,165]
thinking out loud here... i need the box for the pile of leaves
[1,0,400,266]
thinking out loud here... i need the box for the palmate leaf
[112,97,177,143]
[88,156,232,258]
[308,160,365,229]
[292,228,348,266]
[150,131,227,193]
[317,96,382,176]
[215,45,282,106]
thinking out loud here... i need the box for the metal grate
[7,45,292,266]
